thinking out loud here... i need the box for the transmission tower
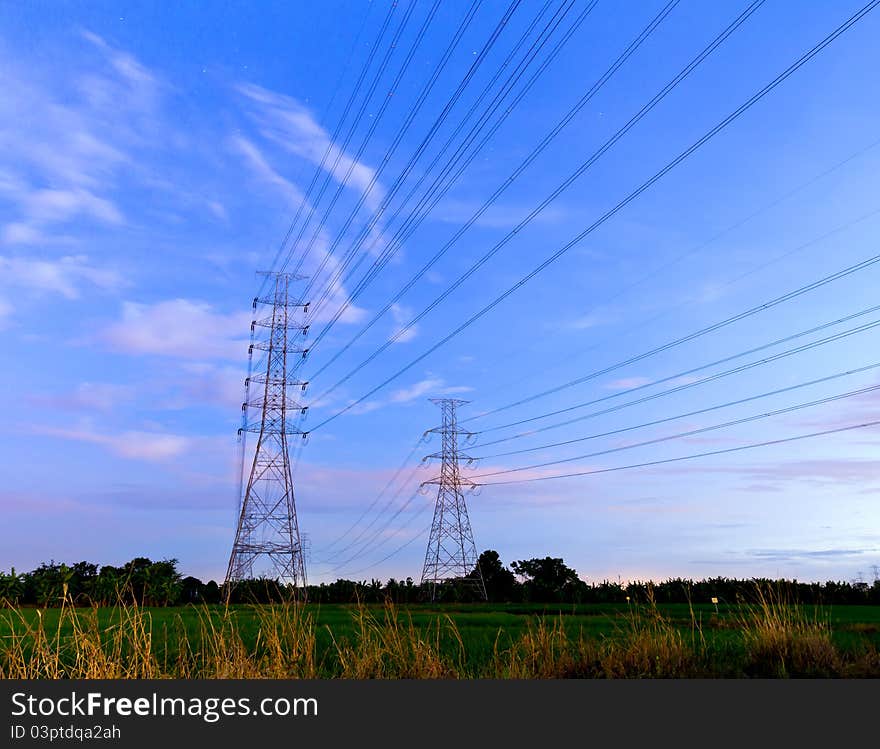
[225,272,309,596]
[420,398,486,601]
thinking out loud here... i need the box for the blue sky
[1,0,879,586]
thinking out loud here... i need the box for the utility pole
[420,398,486,601]
[225,272,309,598]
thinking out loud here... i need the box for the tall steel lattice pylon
[420,398,487,601]
[225,271,309,596]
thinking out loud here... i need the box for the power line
[317,308,880,555]
[473,302,880,441]
[329,507,433,579]
[307,0,692,386]
[293,0,535,317]
[330,366,880,571]
[257,0,398,297]
[281,0,421,282]
[244,1,523,572]
[255,0,375,281]
[474,319,880,449]
[317,437,425,555]
[589,138,880,327]
[479,160,880,406]
[476,418,880,486]
[316,457,426,564]
[309,0,876,430]
[467,250,880,429]
[470,361,880,460]
[310,0,764,391]
[288,0,459,292]
[326,489,425,572]
[469,381,880,479]
[300,0,580,327]
[302,0,606,349]
[312,234,880,434]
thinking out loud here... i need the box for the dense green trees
[1,551,878,607]
[475,550,517,601]
[511,556,582,601]
[0,558,185,606]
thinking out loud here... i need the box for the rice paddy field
[2,594,879,678]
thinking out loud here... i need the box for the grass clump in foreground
[737,586,880,678]
[1,585,878,679]
[492,591,707,678]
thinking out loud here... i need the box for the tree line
[1,550,878,607]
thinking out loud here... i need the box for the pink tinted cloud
[28,382,133,412]
[0,254,124,299]
[34,425,190,461]
[604,377,653,390]
[98,299,252,360]
[658,458,880,485]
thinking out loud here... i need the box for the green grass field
[3,597,879,678]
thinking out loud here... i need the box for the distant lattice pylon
[420,398,486,601]
[225,272,309,596]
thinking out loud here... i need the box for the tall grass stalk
[1,588,878,679]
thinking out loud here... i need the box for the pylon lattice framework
[420,398,486,601]
[225,272,308,594]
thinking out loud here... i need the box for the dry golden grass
[332,602,462,678]
[491,587,706,678]
[181,602,319,678]
[1,585,877,679]
[736,584,841,677]
[492,616,580,678]
[2,597,159,679]
[596,600,703,679]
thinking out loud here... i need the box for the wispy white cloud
[237,82,384,211]
[228,135,368,326]
[305,274,368,325]
[566,314,603,331]
[432,198,566,229]
[389,303,418,343]
[230,135,308,208]
[0,29,170,245]
[668,375,702,387]
[786,384,880,432]
[0,254,125,299]
[98,299,251,360]
[744,547,876,563]
[661,458,880,486]
[206,200,228,222]
[689,281,728,305]
[2,223,49,245]
[79,29,161,109]
[0,31,161,244]
[172,363,246,409]
[333,376,474,418]
[28,382,134,412]
[604,376,653,390]
[34,424,190,461]
[0,297,12,329]
[20,187,124,225]
[390,377,472,404]
[391,377,446,404]
[345,400,385,416]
